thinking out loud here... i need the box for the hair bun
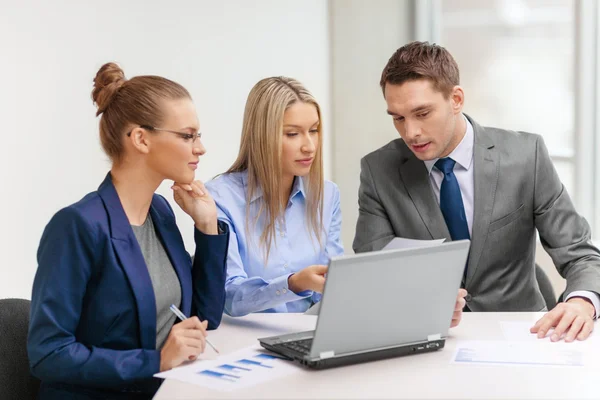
[92,62,126,116]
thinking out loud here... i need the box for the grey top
[132,215,182,349]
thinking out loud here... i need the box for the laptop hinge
[319,350,335,359]
[427,333,441,341]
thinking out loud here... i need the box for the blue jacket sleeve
[28,208,160,387]
[191,221,229,329]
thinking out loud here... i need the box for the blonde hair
[227,77,324,261]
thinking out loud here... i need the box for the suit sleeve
[533,135,600,297]
[28,208,161,387]
[352,156,396,253]
[191,221,229,329]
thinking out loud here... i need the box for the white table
[154,312,600,399]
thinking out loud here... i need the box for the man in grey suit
[354,41,600,342]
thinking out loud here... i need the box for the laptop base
[260,339,445,370]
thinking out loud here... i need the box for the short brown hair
[91,62,191,161]
[380,41,460,98]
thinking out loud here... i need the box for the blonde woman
[206,77,343,316]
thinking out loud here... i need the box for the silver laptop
[259,240,470,369]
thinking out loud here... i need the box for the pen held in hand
[169,304,220,354]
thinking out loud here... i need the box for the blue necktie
[435,158,470,242]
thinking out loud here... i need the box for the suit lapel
[465,117,498,286]
[399,155,451,240]
[97,173,156,350]
[149,200,192,317]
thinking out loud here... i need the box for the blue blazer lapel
[97,173,157,350]
[149,198,192,317]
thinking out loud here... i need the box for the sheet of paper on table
[451,340,585,367]
[155,345,301,392]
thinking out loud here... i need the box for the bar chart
[155,345,301,392]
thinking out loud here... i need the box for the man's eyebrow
[410,105,432,113]
[387,105,433,116]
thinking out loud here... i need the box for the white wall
[329,0,414,252]
[0,0,330,299]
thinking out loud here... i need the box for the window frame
[415,0,599,239]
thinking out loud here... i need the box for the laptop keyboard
[279,338,313,355]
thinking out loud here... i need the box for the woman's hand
[159,317,208,372]
[172,180,218,234]
[288,265,328,294]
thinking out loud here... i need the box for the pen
[169,304,220,354]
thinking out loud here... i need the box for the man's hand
[530,298,595,342]
[451,289,468,328]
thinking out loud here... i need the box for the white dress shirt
[423,115,599,318]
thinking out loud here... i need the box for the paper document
[383,237,445,251]
[452,340,584,367]
[155,345,301,392]
[500,321,554,342]
[500,320,599,345]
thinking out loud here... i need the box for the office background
[1,0,598,300]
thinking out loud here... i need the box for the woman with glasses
[28,62,228,400]
[206,77,343,317]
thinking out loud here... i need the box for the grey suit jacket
[353,115,600,312]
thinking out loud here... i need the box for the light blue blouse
[206,171,344,316]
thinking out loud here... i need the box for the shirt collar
[289,176,306,204]
[424,114,474,174]
[242,171,306,203]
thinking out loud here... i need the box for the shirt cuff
[565,290,600,319]
[311,292,322,305]
[194,220,229,237]
[269,273,313,302]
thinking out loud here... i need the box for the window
[417,0,599,238]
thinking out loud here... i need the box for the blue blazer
[28,173,229,398]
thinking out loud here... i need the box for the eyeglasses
[127,125,202,143]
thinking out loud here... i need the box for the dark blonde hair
[380,41,460,98]
[91,62,190,161]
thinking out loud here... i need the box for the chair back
[535,264,557,310]
[0,298,40,400]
